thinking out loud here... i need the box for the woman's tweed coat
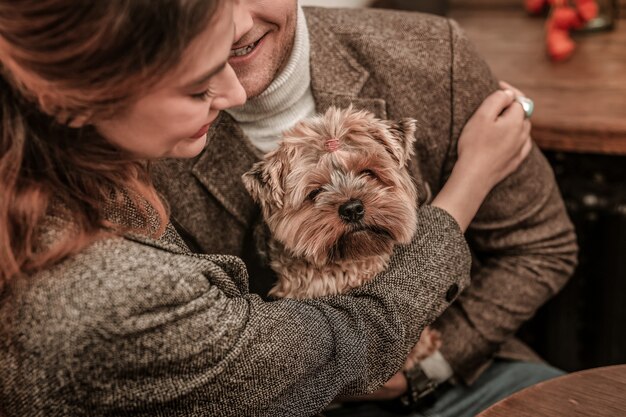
[0,201,470,416]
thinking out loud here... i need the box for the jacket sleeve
[431,19,579,385]
[58,206,470,417]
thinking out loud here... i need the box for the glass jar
[581,0,619,31]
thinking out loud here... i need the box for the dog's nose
[339,199,365,222]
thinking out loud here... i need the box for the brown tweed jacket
[154,7,578,385]
[0,201,470,416]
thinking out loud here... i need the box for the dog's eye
[307,188,323,201]
[360,169,377,179]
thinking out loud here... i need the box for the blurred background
[302,0,626,374]
[302,0,372,6]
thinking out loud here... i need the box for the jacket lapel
[306,9,387,119]
[191,112,261,225]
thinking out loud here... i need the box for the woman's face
[94,1,247,159]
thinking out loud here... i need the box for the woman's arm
[2,206,470,417]
[432,87,532,232]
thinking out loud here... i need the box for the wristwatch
[399,364,439,410]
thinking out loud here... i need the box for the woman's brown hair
[0,0,222,287]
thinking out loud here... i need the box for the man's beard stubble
[236,13,297,99]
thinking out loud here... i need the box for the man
[153,1,578,416]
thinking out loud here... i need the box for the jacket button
[445,284,459,302]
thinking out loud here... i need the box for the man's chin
[233,71,276,100]
[230,47,289,99]
[245,82,273,100]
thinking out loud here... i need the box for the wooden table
[478,365,626,416]
[451,7,626,155]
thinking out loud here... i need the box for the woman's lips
[190,123,211,139]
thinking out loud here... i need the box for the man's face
[230,0,298,99]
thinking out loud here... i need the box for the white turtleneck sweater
[226,6,315,153]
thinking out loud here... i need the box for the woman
[0,0,531,416]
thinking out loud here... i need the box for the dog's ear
[369,117,417,167]
[242,161,268,204]
[386,118,417,167]
[242,155,287,217]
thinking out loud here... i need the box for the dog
[242,106,441,367]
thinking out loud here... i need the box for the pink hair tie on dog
[324,137,340,152]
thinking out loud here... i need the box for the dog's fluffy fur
[243,106,441,365]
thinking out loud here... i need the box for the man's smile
[230,32,269,58]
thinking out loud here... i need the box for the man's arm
[431,19,579,385]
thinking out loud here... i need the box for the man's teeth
[230,40,259,57]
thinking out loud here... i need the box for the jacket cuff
[421,205,464,236]
[419,350,454,384]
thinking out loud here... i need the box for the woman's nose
[211,64,247,110]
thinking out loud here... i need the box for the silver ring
[515,96,534,119]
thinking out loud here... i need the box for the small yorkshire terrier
[242,106,441,368]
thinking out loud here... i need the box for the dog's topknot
[324,137,340,152]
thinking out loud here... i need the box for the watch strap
[400,364,438,410]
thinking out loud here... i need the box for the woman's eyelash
[191,87,215,101]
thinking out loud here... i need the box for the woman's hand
[432,82,532,232]
[455,82,532,193]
